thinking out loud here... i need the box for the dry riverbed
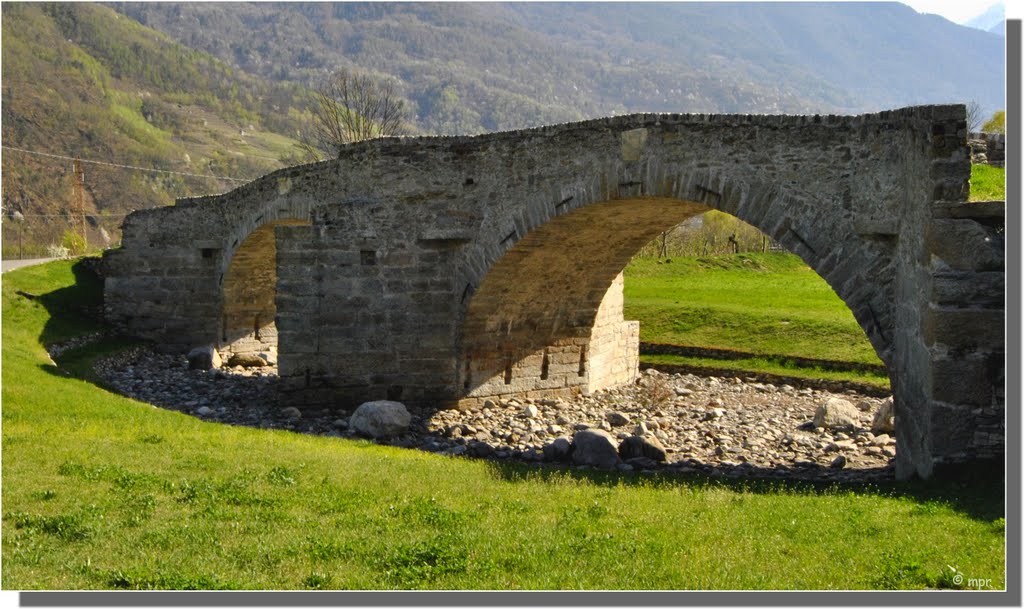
[94,346,897,482]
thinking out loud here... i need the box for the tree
[297,67,407,161]
[965,100,984,133]
[982,110,1005,134]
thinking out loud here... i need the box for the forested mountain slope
[116,1,1005,132]
[1,3,308,254]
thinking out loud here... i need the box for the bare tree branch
[965,100,984,133]
[296,67,408,161]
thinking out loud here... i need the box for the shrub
[46,243,71,259]
[60,229,87,256]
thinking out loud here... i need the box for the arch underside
[221,219,309,360]
[460,197,711,402]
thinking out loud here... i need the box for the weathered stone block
[930,356,998,407]
[923,306,1004,351]
[928,219,1003,272]
[931,272,1004,307]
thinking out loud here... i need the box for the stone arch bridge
[103,105,1004,479]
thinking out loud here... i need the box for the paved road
[1,258,59,273]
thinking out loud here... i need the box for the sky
[898,0,1012,24]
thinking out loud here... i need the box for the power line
[1,145,249,182]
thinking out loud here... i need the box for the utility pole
[12,210,25,260]
[73,158,87,251]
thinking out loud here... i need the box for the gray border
[12,590,1024,607]
[1002,16,1023,609]
[17,14,1023,609]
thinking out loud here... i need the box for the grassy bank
[970,164,1006,201]
[624,253,885,372]
[640,353,891,391]
[0,260,1006,590]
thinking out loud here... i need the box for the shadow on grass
[480,455,1005,523]
[32,257,105,346]
[21,258,1008,526]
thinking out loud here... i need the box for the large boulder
[619,435,667,462]
[812,397,861,431]
[349,400,412,438]
[571,429,622,469]
[871,396,896,435]
[187,345,221,370]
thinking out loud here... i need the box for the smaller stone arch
[220,218,310,362]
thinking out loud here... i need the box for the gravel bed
[47,332,104,359]
[93,346,897,483]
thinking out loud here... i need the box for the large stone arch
[454,150,901,404]
[456,190,895,404]
[105,105,1003,479]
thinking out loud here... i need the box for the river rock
[349,400,412,438]
[571,429,622,469]
[812,397,860,430]
[187,346,221,371]
[95,342,900,484]
[871,397,895,434]
[542,437,573,462]
[703,408,726,421]
[619,435,667,462]
[606,411,631,427]
[468,441,495,458]
[227,353,268,368]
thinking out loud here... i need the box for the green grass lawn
[0,260,1006,590]
[970,164,1006,201]
[624,253,884,367]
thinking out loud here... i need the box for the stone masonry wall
[967,131,1006,167]
[926,200,1005,463]
[103,173,319,352]
[274,214,462,407]
[458,272,639,408]
[457,198,704,406]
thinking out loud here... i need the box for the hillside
[0,3,309,256]
[2,2,1006,256]
[116,2,1005,129]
